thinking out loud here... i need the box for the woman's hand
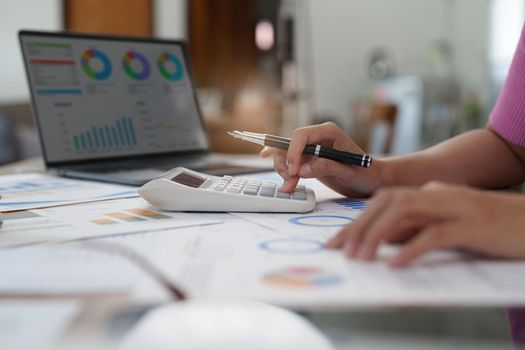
[260,122,383,197]
[326,182,525,267]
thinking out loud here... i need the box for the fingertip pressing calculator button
[276,191,290,199]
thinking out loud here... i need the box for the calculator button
[214,186,225,191]
[259,190,275,197]
[276,191,290,199]
[291,192,307,200]
[243,188,258,195]
[260,186,275,194]
[296,185,306,191]
[227,187,242,193]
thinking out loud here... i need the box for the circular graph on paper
[262,266,344,289]
[288,215,352,227]
[81,49,112,80]
[157,52,184,81]
[259,238,324,255]
[122,51,151,80]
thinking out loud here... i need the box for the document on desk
[142,220,525,309]
[0,173,139,212]
[0,197,222,247]
[106,177,525,309]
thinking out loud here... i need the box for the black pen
[228,130,372,168]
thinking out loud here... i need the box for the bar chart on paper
[91,208,171,225]
[72,117,138,151]
[332,198,368,210]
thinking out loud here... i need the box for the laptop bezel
[18,30,212,169]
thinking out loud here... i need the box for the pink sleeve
[489,23,525,148]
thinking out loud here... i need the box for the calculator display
[171,172,206,188]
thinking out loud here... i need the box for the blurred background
[0,0,523,164]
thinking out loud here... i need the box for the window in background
[0,0,61,104]
[0,0,61,163]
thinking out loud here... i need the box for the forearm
[376,127,525,189]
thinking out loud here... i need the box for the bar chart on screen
[72,117,138,151]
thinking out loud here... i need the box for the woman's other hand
[326,182,525,266]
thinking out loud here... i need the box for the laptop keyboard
[67,159,269,176]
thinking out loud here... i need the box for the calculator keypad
[214,176,307,200]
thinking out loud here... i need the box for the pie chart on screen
[123,51,151,81]
[81,49,112,80]
[158,52,184,81]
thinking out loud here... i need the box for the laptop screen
[19,32,209,164]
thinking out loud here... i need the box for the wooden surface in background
[189,0,257,90]
[65,0,153,36]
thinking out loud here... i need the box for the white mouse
[119,299,334,350]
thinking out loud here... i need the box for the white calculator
[138,167,316,213]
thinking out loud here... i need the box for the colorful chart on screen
[71,117,137,151]
[158,52,184,81]
[122,51,151,81]
[81,49,112,80]
[21,34,209,163]
[262,266,344,289]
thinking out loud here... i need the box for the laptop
[19,30,271,186]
